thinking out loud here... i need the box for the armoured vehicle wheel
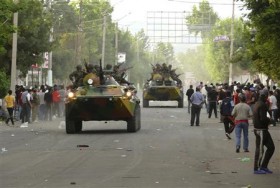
[178,91,184,108]
[76,121,83,132]
[127,105,141,132]
[143,99,149,108]
[66,120,82,134]
[178,99,184,108]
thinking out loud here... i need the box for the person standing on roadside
[38,88,46,121]
[58,85,66,117]
[253,89,275,174]
[268,90,278,126]
[44,87,53,121]
[220,91,235,139]
[21,88,32,125]
[231,93,252,153]
[4,90,15,125]
[31,88,40,123]
[189,87,204,126]
[52,85,61,118]
[186,85,194,114]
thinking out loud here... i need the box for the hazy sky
[110,0,247,34]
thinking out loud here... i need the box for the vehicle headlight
[68,92,75,98]
[87,79,93,85]
[126,91,132,97]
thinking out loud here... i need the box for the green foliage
[16,0,52,75]
[0,69,10,98]
[0,0,18,55]
[186,0,219,38]
[202,18,253,82]
[153,42,175,64]
[129,30,153,87]
[0,0,52,80]
[240,0,280,81]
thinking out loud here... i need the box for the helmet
[76,65,82,70]
[238,93,246,102]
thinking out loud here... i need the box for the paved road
[0,101,279,188]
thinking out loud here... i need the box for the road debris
[240,157,250,162]
[77,145,89,148]
[1,147,8,153]
[58,121,65,129]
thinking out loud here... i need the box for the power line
[168,0,244,6]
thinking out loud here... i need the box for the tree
[186,0,219,38]
[129,29,153,86]
[204,18,252,82]
[0,0,53,78]
[16,0,52,75]
[153,42,175,64]
[0,0,18,55]
[240,0,280,81]
[0,69,9,98]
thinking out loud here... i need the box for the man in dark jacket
[44,87,53,121]
[207,86,218,118]
[186,85,194,114]
[253,89,275,174]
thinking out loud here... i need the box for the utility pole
[101,15,106,68]
[47,0,53,86]
[10,0,19,93]
[115,22,118,65]
[77,0,83,65]
[229,0,235,84]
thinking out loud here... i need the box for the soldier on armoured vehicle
[69,65,86,88]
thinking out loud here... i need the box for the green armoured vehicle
[65,63,141,134]
[142,65,184,108]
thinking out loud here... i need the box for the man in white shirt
[269,90,278,126]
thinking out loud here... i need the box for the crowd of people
[186,80,279,174]
[1,84,67,127]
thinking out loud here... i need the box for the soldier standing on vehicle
[83,64,100,86]
[69,65,86,88]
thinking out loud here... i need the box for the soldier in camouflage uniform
[69,65,86,88]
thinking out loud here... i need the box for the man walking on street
[253,89,275,174]
[232,93,252,153]
[189,87,204,126]
[220,91,235,139]
[207,86,218,118]
[186,85,194,114]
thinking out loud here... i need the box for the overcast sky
[110,0,247,34]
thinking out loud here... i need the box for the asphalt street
[0,101,279,188]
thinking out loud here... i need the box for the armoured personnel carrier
[65,62,141,134]
[142,64,184,108]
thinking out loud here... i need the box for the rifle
[118,66,133,74]
[84,59,89,73]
